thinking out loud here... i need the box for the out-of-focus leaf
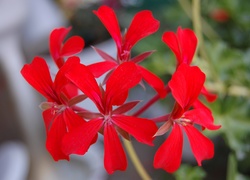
[174,164,206,180]
[227,153,250,180]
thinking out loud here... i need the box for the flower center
[39,102,66,115]
[119,50,130,63]
[103,114,113,125]
[174,117,192,126]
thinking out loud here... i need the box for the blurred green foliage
[174,164,206,180]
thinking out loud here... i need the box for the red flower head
[21,56,86,161]
[88,5,166,98]
[62,62,158,174]
[162,27,197,66]
[50,27,85,69]
[93,5,159,62]
[162,26,217,102]
[210,9,230,23]
[153,64,221,173]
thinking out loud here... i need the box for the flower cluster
[21,5,220,174]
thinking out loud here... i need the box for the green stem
[178,0,219,40]
[124,86,171,180]
[192,0,220,83]
[123,139,152,180]
[226,153,237,180]
[133,93,160,117]
[192,0,208,61]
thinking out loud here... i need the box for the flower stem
[123,87,171,180]
[133,85,170,117]
[123,139,152,180]
[178,0,219,40]
[192,0,208,61]
[192,0,220,83]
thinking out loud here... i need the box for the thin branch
[123,139,152,180]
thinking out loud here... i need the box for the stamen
[175,117,193,126]
[119,50,130,62]
[39,102,66,115]
[103,114,113,125]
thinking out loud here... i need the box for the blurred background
[0,0,249,179]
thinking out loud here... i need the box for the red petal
[193,99,208,109]
[177,27,197,65]
[162,31,182,65]
[137,65,167,98]
[42,108,55,135]
[63,108,85,132]
[168,64,205,110]
[111,91,129,106]
[183,125,214,166]
[192,100,219,130]
[50,27,71,68]
[60,36,85,56]
[201,86,217,102]
[66,63,103,111]
[154,124,183,173]
[46,113,69,161]
[102,69,114,85]
[162,27,197,65]
[54,56,81,97]
[21,57,58,102]
[106,62,142,107]
[112,115,157,145]
[88,61,117,78]
[62,83,79,100]
[62,118,103,155]
[124,10,159,51]
[93,6,122,49]
[170,102,185,119]
[104,123,127,174]
[184,108,221,130]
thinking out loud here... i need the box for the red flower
[21,56,86,161]
[62,62,158,174]
[153,64,221,173]
[50,27,85,68]
[210,9,230,23]
[162,26,217,102]
[162,27,197,66]
[88,5,166,98]
[201,86,217,102]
